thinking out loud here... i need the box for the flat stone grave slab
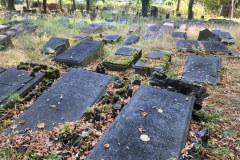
[182,55,221,84]
[0,35,12,50]
[53,40,104,66]
[11,68,112,131]
[128,25,140,34]
[0,68,45,106]
[41,37,70,55]
[197,29,221,42]
[72,34,92,42]
[171,32,187,40]
[0,25,11,33]
[103,46,142,71]
[96,22,116,28]
[123,35,140,45]
[143,30,159,39]
[87,85,195,160]
[212,30,235,45]
[176,40,201,53]
[133,50,172,75]
[201,41,232,54]
[159,24,174,34]
[81,24,102,33]
[3,24,37,37]
[102,35,121,44]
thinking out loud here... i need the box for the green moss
[113,94,119,102]
[18,65,29,70]
[144,53,171,68]
[33,66,41,72]
[45,68,60,79]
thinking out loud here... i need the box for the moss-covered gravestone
[81,24,102,33]
[133,50,172,75]
[103,46,142,71]
[41,37,70,55]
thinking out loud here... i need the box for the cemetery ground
[0,13,239,160]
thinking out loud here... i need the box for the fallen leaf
[11,124,17,129]
[141,111,148,117]
[60,94,64,100]
[140,134,150,142]
[50,105,56,108]
[103,143,110,149]
[157,109,163,113]
[37,122,45,129]
[138,127,146,133]
[18,120,26,125]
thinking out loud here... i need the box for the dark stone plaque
[115,46,137,56]
[53,40,104,66]
[12,68,112,131]
[182,55,221,84]
[197,29,221,42]
[123,35,140,45]
[176,40,201,53]
[87,85,195,160]
[42,37,70,55]
[0,67,5,74]
[201,41,232,54]
[102,35,121,44]
[171,31,187,39]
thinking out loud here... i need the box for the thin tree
[176,0,181,13]
[188,0,194,20]
[59,0,62,11]
[26,0,29,9]
[72,0,76,11]
[86,0,90,14]
[43,0,47,13]
[231,0,234,19]
[7,0,15,10]
[141,0,150,17]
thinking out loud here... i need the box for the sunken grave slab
[197,29,221,42]
[0,68,45,106]
[103,46,142,71]
[3,24,37,37]
[171,31,187,40]
[12,68,112,131]
[133,50,172,76]
[212,30,235,45]
[87,85,195,160]
[123,35,140,45]
[0,25,11,33]
[102,35,121,44]
[201,41,232,54]
[0,35,12,50]
[81,24,102,33]
[176,40,201,53]
[42,37,70,55]
[182,55,221,84]
[53,40,104,66]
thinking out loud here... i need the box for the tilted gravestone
[11,68,112,131]
[0,35,12,50]
[133,50,172,75]
[176,40,201,53]
[103,46,142,71]
[123,35,140,45]
[201,41,232,54]
[197,29,221,42]
[87,85,195,160]
[0,68,45,107]
[212,30,235,45]
[102,35,121,44]
[53,40,104,66]
[41,37,70,55]
[171,32,187,40]
[182,55,221,85]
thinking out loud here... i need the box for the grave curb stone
[41,37,70,55]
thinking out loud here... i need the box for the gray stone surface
[3,24,37,37]
[159,24,174,34]
[146,50,172,59]
[72,34,91,41]
[123,35,140,45]
[197,29,221,42]
[0,25,11,33]
[182,55,221,84]
[87,85,195,160]
[114,46,138,56]
[143,30,159,39]
[201,41,232,54]
[212,30,235,44]
[42,37,70,55]
[102,35,121,43]
[0,35,12,50]
[171,32,187,39]
[0,67,5,74]
[81,24,102,33]
[12,68,112,131]
[176,40,201,53]
[0,68,44,105]
[53,40,104,66]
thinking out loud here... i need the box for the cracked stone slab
[87,85,195,160]
[123,35,140,45]
[53,40,104,66]
[11,68,112,131]
[41,37,70,55]
[182,55,221,84]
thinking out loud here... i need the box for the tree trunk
[26,0,29,9]
[141,0,150,17]
[59,0,62,11]
[86,0,90,14]
[231,0,234,19]
[43,0,47,13]
[72,0,76,11]
[7,0,15,10]
[176,0,181,12]
[188,0,194,20]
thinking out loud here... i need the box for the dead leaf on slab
[37,122,45,129]
[141,111,148,117]
[50,105,56,108]
[140,134,150,142]
[18,120,26,125]
[103,143,110,149]
[11,124,17,129]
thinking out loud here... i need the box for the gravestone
[0,25,11,33]
[11,68,112,131]
[150,6,158,18]
[0,68,44,106]
[197,29,221,42]
[87,85,195,160]
[171,32,187,40]
[103,46,142,71]
[72,34,92,41]
[159,24,174,34]
[128,25,141,34]
[133,50,172,75]
[102,35,121,44]
[0,67,5,74]
[3,24,37,37]
[53,40,104,66]
[95,22,116,28]
[143,30,159,39]
[118,17,127,24]
[81,24,102,33]
[123,35,140,45]
[212,30,235,44]
[42,37,70,55]
[182,55,221,84]
[201,41,232,54]
[176,40,201,53]
[0,35,12,50]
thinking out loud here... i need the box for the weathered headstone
[176,40,201,53]
[41,37,70,55]
[171,32,187,40]
[53,40,104,66]
[123,35,140,45]
[102,35,121,44]
[0,68,44,106]
[0,35,12,50]
[150,6,158,18]
[11,68,112,131]
[133,50,172,75]
[197,29,221,42]
[212,30,235,44]
[201,41,232,54]
[182,55,221,84]
[87,85,195,160]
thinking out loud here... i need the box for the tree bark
[141,0,150,17]
[188,0,194,20]
[26,0,29,9]
[86,0,90,14]
[7,0,15,10]
[72,0,76,11]
[176,0,181,12]
[231,0,234,19]
[59,0,62,11]
[43,0,47,13]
